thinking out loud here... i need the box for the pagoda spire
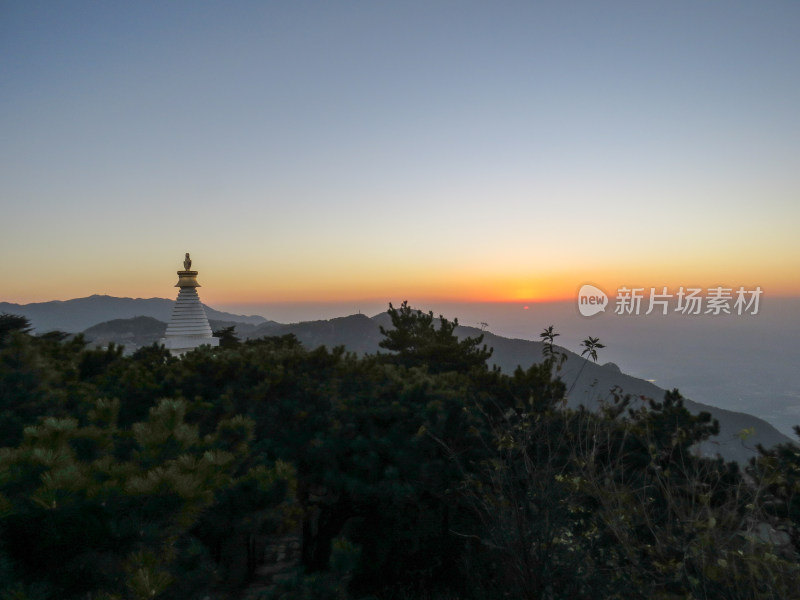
[161,253,219,356]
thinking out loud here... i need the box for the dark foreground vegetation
[0,304,799,600]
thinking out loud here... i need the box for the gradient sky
[2,1,799,309]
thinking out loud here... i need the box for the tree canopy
[378,300,493,373]
[0,305,798,599]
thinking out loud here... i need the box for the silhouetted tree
[212,325,241,349]
[379,300,492,373]
[0,313,32,345]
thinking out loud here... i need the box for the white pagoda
[161,253,219,356]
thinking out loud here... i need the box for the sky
[1,1,799,311]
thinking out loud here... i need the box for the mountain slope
[473,326,792,463]
[0,295,267,332]
[82,316,262,353]
[243,313,794,463]
[83,316,167,350]
[247,313,384,355]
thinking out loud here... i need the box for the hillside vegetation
[81,311,791,463]
[0,305,799,600]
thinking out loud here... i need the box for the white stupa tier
[161,253,219,356]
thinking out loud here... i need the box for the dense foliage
[0,309,799,599]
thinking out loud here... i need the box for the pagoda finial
[175,253,199,287]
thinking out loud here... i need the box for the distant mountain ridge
[0,295,267,333]
[82,316,263,352]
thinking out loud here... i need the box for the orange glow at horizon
[2,250,798,306]
[198,270,800,307]
[4,272,799,307]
